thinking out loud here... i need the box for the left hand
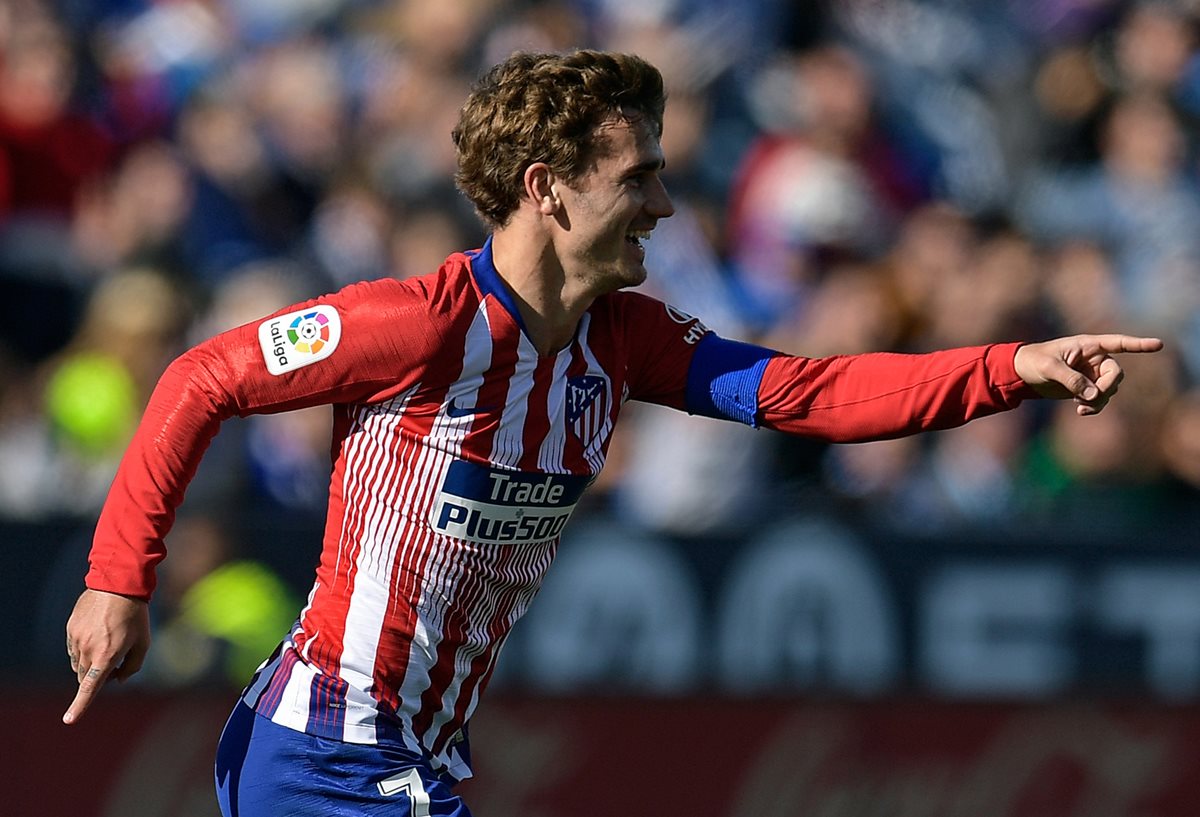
[1013,334,1164,416]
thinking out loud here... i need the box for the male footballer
[64,50,1162,816]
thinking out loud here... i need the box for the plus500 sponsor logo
[431,461,590,546]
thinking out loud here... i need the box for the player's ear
[524,163,560,215]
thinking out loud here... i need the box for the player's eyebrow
[622,157,666,177]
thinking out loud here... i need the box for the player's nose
[646,175,675,219]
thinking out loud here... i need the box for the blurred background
[4,0,1200,814]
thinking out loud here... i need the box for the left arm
[691,334,1163,440]
[618,294,1162,439]
[754,342,1032,442]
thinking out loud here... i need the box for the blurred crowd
[4,0,1200,677]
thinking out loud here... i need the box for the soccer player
[63,50,1162,816]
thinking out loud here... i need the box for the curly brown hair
[452,50,666,228]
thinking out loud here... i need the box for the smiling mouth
[625,229,651,249]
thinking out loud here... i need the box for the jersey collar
[466,235,529,334]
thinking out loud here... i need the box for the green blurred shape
[44,352,137,455]
[180,560,298,683]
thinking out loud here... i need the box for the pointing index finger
[1088,335,1164,355]
[63,663,114,725]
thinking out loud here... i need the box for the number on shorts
[377,768,431,816]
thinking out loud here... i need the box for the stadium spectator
[70,140,194,274]
[879,202,977,350]
[0,4,116,219]
[1041,240,1125,336]
[725,44,916,321]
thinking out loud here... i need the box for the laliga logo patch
[258,305,342,375]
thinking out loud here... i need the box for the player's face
[554,114,675,293]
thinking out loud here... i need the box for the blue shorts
[215,702,473,817]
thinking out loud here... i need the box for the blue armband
[685,334,776,427]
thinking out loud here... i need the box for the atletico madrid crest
[566,375,607,447]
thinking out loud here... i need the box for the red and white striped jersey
[86,239,710,779]
[85,238,1033,780]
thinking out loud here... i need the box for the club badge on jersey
[566,374,607,447]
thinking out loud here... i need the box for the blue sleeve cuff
[685,334,776,427]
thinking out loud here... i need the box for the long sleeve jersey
[84,238,1034,780]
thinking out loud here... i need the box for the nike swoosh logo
[446,397,493,418]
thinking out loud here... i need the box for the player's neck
[491,228,594,355]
